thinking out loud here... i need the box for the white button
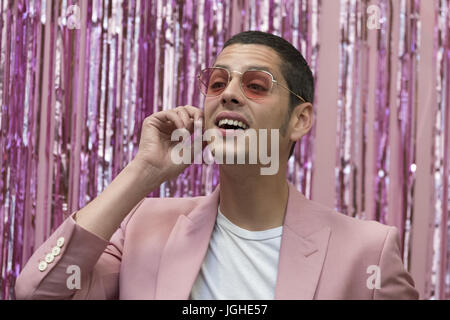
[45,253,54,263]
[56,237,65,247]
[51,246,61,256]
[38,261,48,271]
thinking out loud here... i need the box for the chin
[208,140,254,165]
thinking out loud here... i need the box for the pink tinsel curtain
[0,0,448,300]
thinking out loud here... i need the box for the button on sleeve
[45,253,54,263]
[51,246,61,256]
[38,261,48,272]
[56,237,65,248]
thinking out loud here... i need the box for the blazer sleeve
[14,200,144,300]
[373,226,419,300]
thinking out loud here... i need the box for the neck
[218,164,289,231]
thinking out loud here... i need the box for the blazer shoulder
[303,196,393,247]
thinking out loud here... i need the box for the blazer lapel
[275,183,332,299]
[154,186,220,299]
[154,182,331,300]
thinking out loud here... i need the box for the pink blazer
[15,182,419,299]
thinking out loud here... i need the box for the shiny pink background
[0,0,448,300]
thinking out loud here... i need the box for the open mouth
[216,118,249,130]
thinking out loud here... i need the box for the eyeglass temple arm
[274,80,307,103]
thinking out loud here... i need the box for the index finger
[181,105,203,122]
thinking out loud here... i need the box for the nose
[220,75,244,107]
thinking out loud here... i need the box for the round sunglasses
[197,67,306,103]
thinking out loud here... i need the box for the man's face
[203,43,293,163]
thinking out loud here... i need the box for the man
[15,31,418,299]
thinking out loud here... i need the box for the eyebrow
[213,64,277,76]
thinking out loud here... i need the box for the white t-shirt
[189,207,283,300]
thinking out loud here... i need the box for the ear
[289,103,314,143]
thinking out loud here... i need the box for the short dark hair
[223,31,314,158]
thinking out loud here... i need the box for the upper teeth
[218,119,248,130]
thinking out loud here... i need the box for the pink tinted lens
[242,71,272,99]
[200,68,229,96]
